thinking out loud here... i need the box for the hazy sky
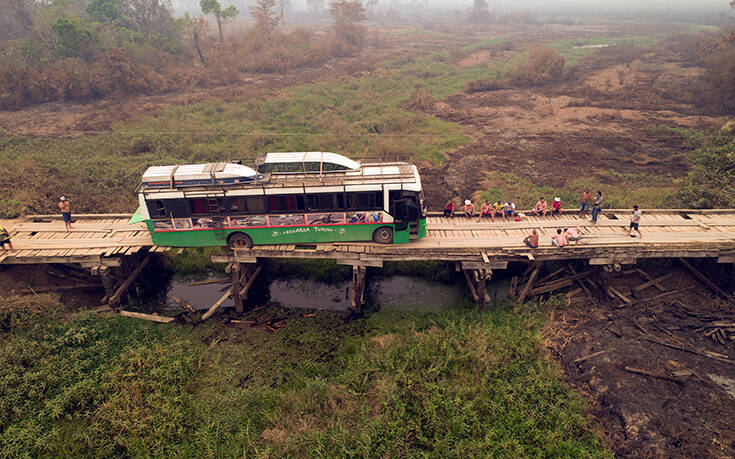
[174,0,732,16]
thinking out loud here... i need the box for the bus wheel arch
[372,226,394,244]
[227,232,253,249]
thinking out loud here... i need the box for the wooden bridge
[2,209,735,313]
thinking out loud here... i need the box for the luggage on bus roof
[141,162,259,188]
[255,152,361,173]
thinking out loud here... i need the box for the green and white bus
[131,153,427,248]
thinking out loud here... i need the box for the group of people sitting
[444,200,519,221]
[442,189,606,223]
[523,227,582,249]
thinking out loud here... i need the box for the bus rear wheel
[372,227,393,244]
[227,232,253,249]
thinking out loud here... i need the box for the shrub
[509,45,565,87]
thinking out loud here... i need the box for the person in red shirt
[443,200,455,218]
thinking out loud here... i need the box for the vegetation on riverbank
[0,293,608,457]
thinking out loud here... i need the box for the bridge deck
[2,210,735,266]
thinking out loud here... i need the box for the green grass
[0,295,609,457]
[550,35,666,66]
[0,51,504,217]
[461,37,506,52]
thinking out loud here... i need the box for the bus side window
[228,197,245,214]
[190,199,208,215]
[244,196,265,213]
[165,199,191,218]
[304,162,321,173]
[149,200,166,217]
[374,191,384,209]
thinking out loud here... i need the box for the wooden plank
[634,268,667,292]
[201,288,232,320]
[120,310,174,323]
[239,266,262,297]
[108,256,151,305]
[632,272,673,292]
[678,258,732,299]
[518,264,541,303]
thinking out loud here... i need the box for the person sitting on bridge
[477,200,493,222]
[58,197,72,231]
[626,205,643,238]
[551,228,567,247]
[443,200,455,218]
[551,197,563,216]
[0,226,14,254]
[464,200,476,218]
[503,202,516,220]
[565,227,581,244]
[523,229,539,249]
[534,197,547,217]
[493,201,504,221]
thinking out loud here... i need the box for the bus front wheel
[372,227,393,244]
[227,232,253,249]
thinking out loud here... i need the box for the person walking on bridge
[0,226,14,254]
[625,205,643,238]
[580,189,591,218]
[59,197,73,231]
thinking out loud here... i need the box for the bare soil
[545,264,735,458]
[421,44,728,206]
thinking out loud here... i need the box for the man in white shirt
[625,205,642,238]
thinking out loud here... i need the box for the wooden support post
[239,266,262,299]
[101,269,117,304]
[108,255,150,306]
[231,263,243,314]
[463,269,480,303]
[351,265,367,313]
[476,276,487,310]
[518,263,541,304]
[678,258,732,300]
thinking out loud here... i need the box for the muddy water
[167,274,510,311]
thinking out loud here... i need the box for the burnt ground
[421,42,728,205]
[545,262,735,458]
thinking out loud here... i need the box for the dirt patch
[545,264,735,457]
[419,47,727,207]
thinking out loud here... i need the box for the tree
[86,0,120,23]
[176,13,206,65]
[0,0,34,40]
[329,0,365,49]
[51,17,98,60]
[119,0,174,38]
[365,0,378,13]
[199,0,238,43]
[470,0,491,24]
[250,0,281,40]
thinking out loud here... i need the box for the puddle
[572,44,610,49]
[166,273,511,312]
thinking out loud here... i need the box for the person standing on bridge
[626,205,643,238]
[591,191,603,223]
[59,197,73,231]
[0,226,14,254]
[580,189,591,218]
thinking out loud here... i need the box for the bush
[676,129,735,208]
[509,45,565,87]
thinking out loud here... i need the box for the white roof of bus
[259,152,360,170]
[142,163,257,182]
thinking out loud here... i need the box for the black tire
[227,232,253,249]
[372,226,393,244]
